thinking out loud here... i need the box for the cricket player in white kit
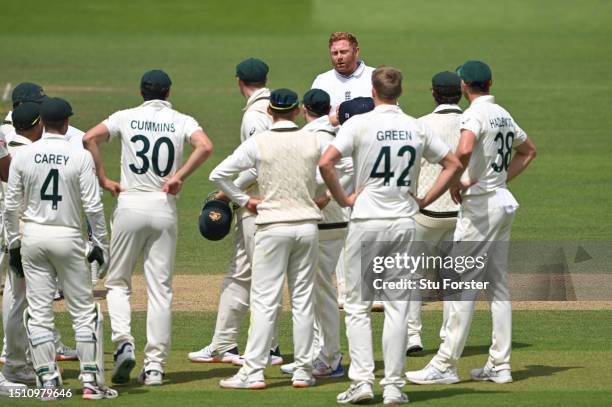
[406,60,537,385]
[320,67,462,405]
[1,83,80,367]
[311,31,378,310]
[189,58,282,366]
[84,70,214,385]
[5,97,117,400]
[406,71,464,356]
[212,89,321,389]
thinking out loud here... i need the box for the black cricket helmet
[199,192,233,241]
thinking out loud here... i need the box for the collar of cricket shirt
[41,132,67,140]
[373,103,401,113]
[243,87,270,111]
[303,115,335,135]
[8,134,32,146]
[434,104,463,114]
[270,120,298,131]
[140,99,172,109]
[471,95,495,106]
[335,60,367,79]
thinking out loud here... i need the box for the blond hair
[328,32,359,48]
[372,66,403,100]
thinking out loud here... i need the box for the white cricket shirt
[5,133,104,245]
[103,100,202,194]
[312,61,375,113]
[459,95,527,196]
[332,104,450,220]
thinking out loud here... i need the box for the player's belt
[271,128,299,132]
[318,222,348,230]
[419,209,458,218]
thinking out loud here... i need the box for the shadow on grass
[60,368,148,395]
[512,365,583,382]
[166,366,240,385]
[408,388,507,403]
[406,342,533,359]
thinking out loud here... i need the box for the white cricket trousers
[343,218,415,387]
[407,216,456,344]
[2,261,28,372]
[431,191,514,372]
[312,227,345,366]
[211,211,280,353]
[242,222,318,381]
[106,203,177,372]
[20,224,96,371]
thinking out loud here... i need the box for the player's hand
[215,190,230,203]
[344,187,364,208]
[162,176,183,195]
[101,178,124,197]
[8,242,24,278]
[414,196,426,209]
[245,197,261,214]
[85,242,109,279]
[451,179,476,204]
[314,194,331,209]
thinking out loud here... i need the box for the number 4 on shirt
[41,169,63,210]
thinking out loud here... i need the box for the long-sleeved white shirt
[5,133,107,246]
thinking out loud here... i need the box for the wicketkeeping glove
[8,240,24,278]
[85,241,110,279]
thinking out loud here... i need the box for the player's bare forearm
[507,137,537,183]
[174,130,213,182]
[420,152,463,208]
[319,146,348,206]
[0,156,11,182]
[83,123,111,181]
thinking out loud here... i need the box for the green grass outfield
[1,310,611,406]
[1,0,611,406]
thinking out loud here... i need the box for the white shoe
[0,372,27,397]
[280,362,295,374]
[383,385,409,405]
[219,373,266,390]
[56,342,79,361]
[138,369,163,386]
[405,364,460,385]
[406,336,423,356]
[471,367,513,384]
[313,356,345,378]
[83,382,119,400]
[39,378,61,401]
[337,382,374,404]
[111,342,136,384]
[188,345,239,363]
[233,347,283,366]
[3,365,37,385]
[292,375,316,388]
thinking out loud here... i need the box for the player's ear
[354,46,360,58]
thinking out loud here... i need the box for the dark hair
[243,79,267,88]
[466,81,490,94]
[270,107,298,120]
[141,85,170,101]
[43,119,66,132]
[432,88,461,105]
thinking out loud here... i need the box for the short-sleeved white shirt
[459,95,527,196]
[103,99,201,193]
[332,104,449,220]
[312,61,375,113]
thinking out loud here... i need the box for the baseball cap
[40,97,73,122]
[338,97,375,125]
[269,88,299,112]
[236,58,269,84]
[141,69,172,92]
[456,60,492,83]
[303,89,331,116]
[12,82,48,106]
[12,102,41,131]
[432,71,461,95]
